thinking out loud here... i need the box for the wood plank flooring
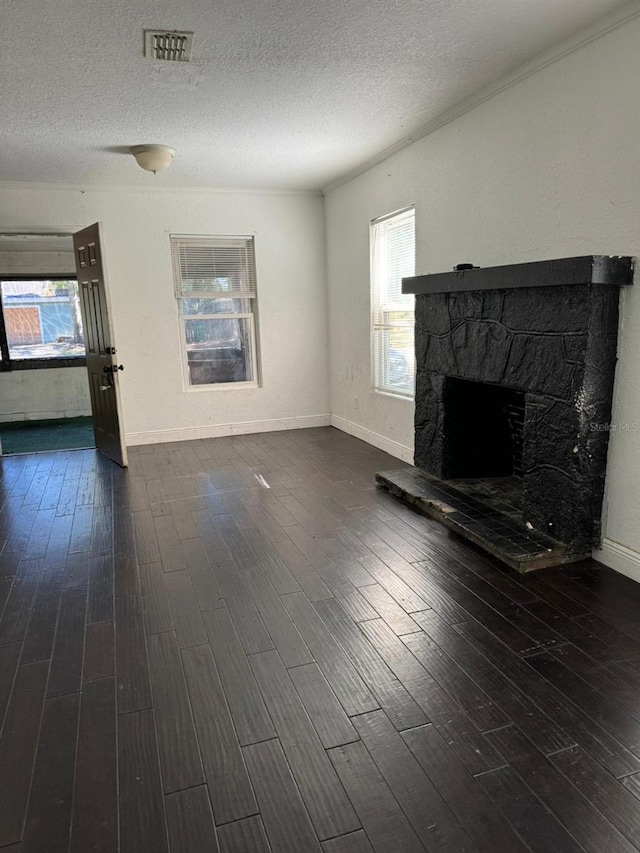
[2,426,640,852]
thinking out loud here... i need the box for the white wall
[0,186,329,443]
[0,367,91,423]
[325,14,640,578]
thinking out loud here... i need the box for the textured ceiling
[0,0,630,190]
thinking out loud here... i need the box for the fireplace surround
[377,255,634,571]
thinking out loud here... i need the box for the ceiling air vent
[145,30,194,61]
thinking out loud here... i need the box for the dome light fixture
[130,144,176,174]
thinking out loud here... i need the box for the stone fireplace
[377,255,634,571]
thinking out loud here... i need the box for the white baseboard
[0,410,92,423]
[330,414,413,463]
[125,413,331,446]
[594,538,640,583]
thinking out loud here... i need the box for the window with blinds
[170,235,259,387]
[370,207,415,397]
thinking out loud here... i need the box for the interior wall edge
[594,538,640,583]
[330,414,413,463]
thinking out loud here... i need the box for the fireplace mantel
[403,255,634,295]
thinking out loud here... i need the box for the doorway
[0,227,127,466]
[0,234,95,455]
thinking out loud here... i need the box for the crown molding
[0,181,323,198]
[323,0,640,195]
[3,1,639,200]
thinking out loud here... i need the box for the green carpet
[0,417,95,455]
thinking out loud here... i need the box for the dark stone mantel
[403,255,634,295]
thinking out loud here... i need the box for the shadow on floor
[0,416,95,454]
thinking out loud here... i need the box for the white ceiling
[0,0,630,191]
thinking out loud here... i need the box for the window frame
[0,274,87,372]
[170,235,261,391]
[177,303,260,392]
[370,206,416,399]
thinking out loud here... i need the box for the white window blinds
[171,236,257,297]
[371,207,416,396]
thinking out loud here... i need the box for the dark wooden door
[73,223,127,467]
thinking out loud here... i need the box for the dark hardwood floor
[2,426,640,852]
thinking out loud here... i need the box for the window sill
[184,381,260,392]
[373,388,415,401]
[1,357,87,371]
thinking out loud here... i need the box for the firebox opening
[443,377,525,481]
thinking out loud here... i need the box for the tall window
[0,279,85,370]
[171,236,259,387]
[371,207,416,397]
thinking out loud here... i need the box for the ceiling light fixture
[130,144,176,174]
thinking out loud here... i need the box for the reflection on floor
[0,416,94,454]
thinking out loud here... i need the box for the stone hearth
[377,255,634,572]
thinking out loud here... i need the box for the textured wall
[0,186,329,443]
[0,367,91,423]
[325,14,640,571]
[0,250,75,276]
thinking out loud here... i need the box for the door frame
[0,225,127,464]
